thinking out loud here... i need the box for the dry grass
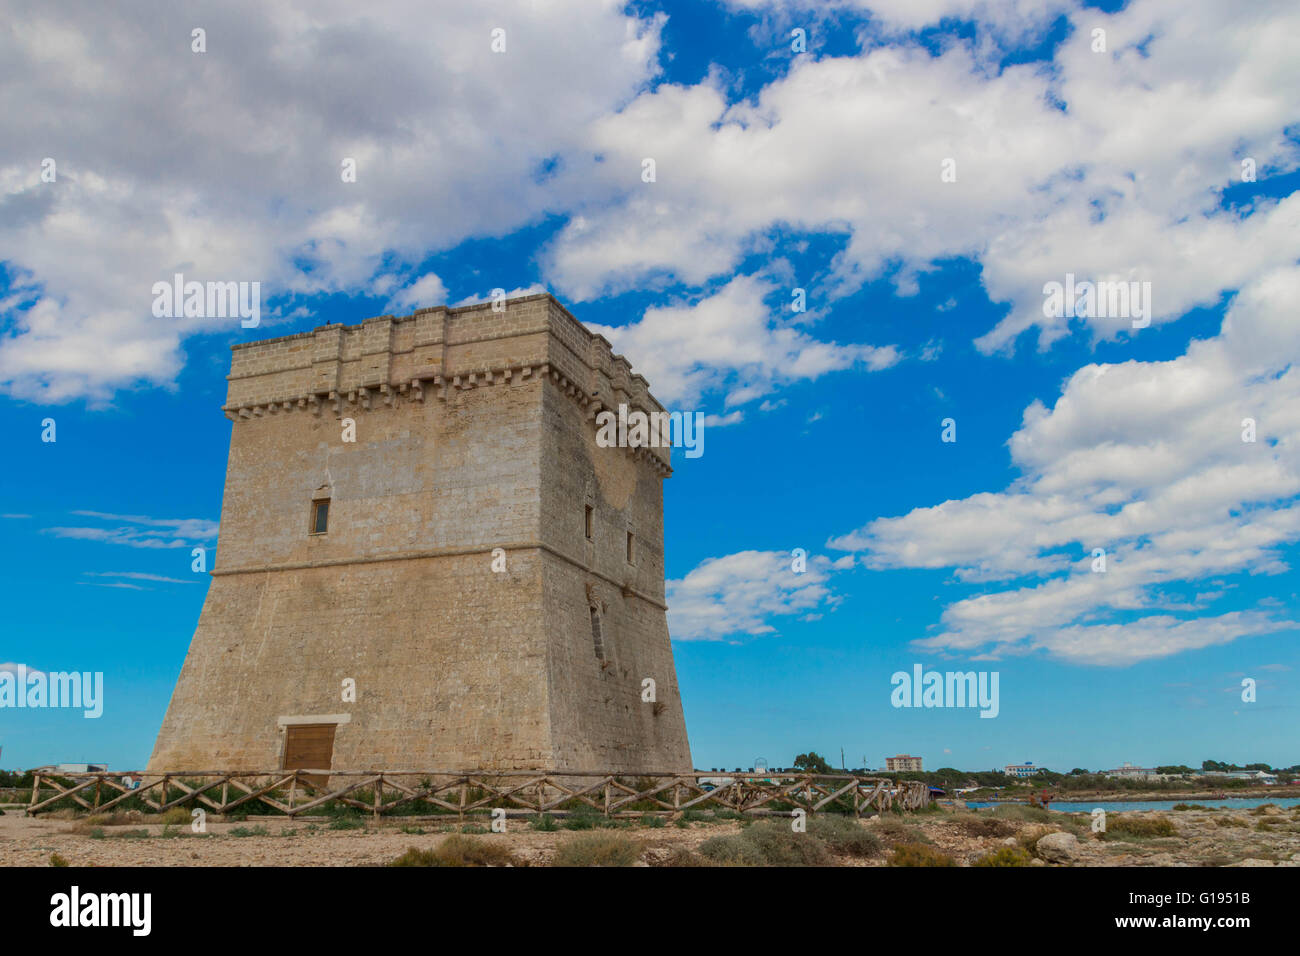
[552,832,642,867]
[972,846,1032,866]
[887,843,956,867]
[389,835,517,867]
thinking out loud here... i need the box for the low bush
[389,835,517,867]
[888,843,956,867]
[973,846,1032,867]
[698,822,831,866]
[562,805,611,831]
[1104,815,1176,839]
[553,832,642,867]
[807,815,882,857]
[229,825,270,838]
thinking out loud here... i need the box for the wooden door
[283,724,336,788]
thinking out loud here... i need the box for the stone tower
[148,293,693,775]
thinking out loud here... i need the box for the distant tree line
[694,755,1300,787]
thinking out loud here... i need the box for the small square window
[584,505,593,540]
[310,499,330,535]
[626,531,634,564]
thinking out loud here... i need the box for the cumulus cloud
[0,0,665,402]
[831,266,1300,665]
[544,0,1300,356]
[588,274,898,407]
[667,549,852,641]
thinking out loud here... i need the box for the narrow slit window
[590,606,605,662]
[626,531,634,564]
[310,499,330,535]
[584,505,593,540]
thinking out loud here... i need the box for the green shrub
[697,822,831,866]
[530,814,559,831]
[160,807,192,826]
[640,814,666,828]
[888,843,956,867]
[1106,815,1175,838]
[229,825,269,837]
[389,835,517,867]
[562,805,608,830]
[50,852,70,867]
[807,815,881,857]
[553,831,642,867]
[697,833,769,866]
[328,818,364,831]
[1171,803,1198,811]
[973,846,1032,867]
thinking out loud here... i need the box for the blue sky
[2,0,1298,773]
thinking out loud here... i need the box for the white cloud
[383,273,447,313]
[44,511,219,549]
[543,0,1300,356]
[0,1,665,402]
[588,273,898,407]
[667,549,850,641]
[831,265,1300,665]
[83,571,198,584]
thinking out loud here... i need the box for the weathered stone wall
[149,293,692,774]
[538,373,691,773]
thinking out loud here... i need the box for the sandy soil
[3,803,1299,867]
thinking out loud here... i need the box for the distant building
[33,763,108,774]
[886,754,923,772]
[1105,763,1158,780]
[1003,762,1041,778]
[1196,770,1278,784]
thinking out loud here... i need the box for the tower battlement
[224,294,670,474]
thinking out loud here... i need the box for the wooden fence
[24,770,931,819]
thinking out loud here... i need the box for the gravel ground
[4,804,1300,867]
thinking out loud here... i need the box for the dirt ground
[4,802,1300,867]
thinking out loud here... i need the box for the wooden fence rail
[24,770,931,819]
